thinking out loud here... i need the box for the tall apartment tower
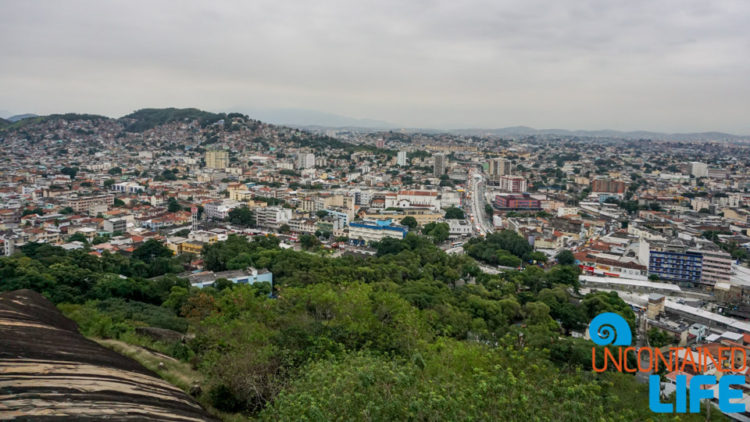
[297,153,315,169]
[205,149,229,169]
[591,177,626,194]
[489,158,512,181]
[433,153,446,177]
[689,162,708,178]
[191,206,199,232]
[397,151,407,166]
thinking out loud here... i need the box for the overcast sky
[1,0,749,132]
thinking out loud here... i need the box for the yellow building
[180,240,205,255]
[206,150,229,169]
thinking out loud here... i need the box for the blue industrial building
[648,250,702,285]
[348,219,408,246]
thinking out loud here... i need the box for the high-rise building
[488,158,512,181]
[591,177,626,194]
[498,176,527,193]
[191,206,199,232]
[689,162,708,178]
[205,149,229,169]
[647,242,731,287]
[433,154,446,177]
[376,139,385,149]
[699,248,732,286]
[297,153,315,169]
[397,151,407,166]
[255,206,292,229]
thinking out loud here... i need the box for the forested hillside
[0,233,724,420]
[120,108,237,132]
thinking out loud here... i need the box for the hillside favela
[2,2,750,422]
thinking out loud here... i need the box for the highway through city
[468,170,495,235]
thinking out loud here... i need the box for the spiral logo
[588,312,632,346]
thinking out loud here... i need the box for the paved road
[445,246,464,255]
[468,170,494,235]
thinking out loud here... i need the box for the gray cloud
[1,0,748,132]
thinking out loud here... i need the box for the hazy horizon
[2,0,749,133]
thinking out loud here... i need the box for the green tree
[400,216,418,230]
[228,206,255,227]
[528,251,548,263]
[556,249,575,265]
[22,208,44,217]
[167,197,182,213]
[648,327,672,348]
[132,239,173,264]
[68,232,89,244]
[299,234,320,250]
[422,222,449,243]
[444,206,465,219]
[61,166,78,179]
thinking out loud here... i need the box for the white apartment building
[297,153,315,169]
[255,206,292,229]
[66,194,114,215]
[112,182,145,194]
[397,151,407,166]
[498,176,528,193]
[700,248,733,286]
[204,200,244,220]
[288,218,316,234]
[447,219,472,237]
[689,162,708,178]
[396,190,440,210]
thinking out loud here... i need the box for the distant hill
[1,113,109,131]
[448,126,749,141]
[120,107,239,132]
[3,107,747,142]
[238,107,394,129]
[7,113,38,122]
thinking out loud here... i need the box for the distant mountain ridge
[447,126,748,141]
[1,107,747,141]
[8,113,38,122]
[234,107,394,129]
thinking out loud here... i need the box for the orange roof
[665,371,693,384]
[399,190,438,196]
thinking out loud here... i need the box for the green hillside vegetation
[0,234,724,421]
[0,117,9,128]
[0,113,110,132]
[120,108,237,132]
[464,229,534,267]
